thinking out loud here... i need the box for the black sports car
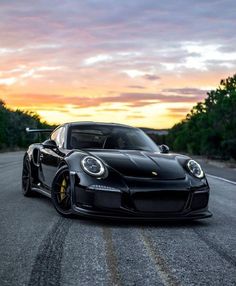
[22,122,212,220]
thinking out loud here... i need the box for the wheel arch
[58,160,68,170]
[24,146,40,183]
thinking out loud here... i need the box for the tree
[0,101,53,150]
[167,74,236,160]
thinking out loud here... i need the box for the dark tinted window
[67,125,159,152]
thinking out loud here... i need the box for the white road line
[206,173,236,185]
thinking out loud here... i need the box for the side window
[51,129,59,142]
[50,127,65,148]
[58,127,65,148]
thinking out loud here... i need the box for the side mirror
[43,139,57,149]
[159,144,170,154]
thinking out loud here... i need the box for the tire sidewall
[22,156,33,196]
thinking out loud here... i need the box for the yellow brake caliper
[60,178,67,201]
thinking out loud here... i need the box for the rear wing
[26,127,54,133]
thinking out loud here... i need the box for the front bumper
[70,173,212,220]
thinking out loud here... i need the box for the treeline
[1,74,236,159]
[0,100,53,150]
[167,74,236,160]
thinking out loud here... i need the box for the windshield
[67,124,160,152]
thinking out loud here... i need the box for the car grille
[132,190,189,213]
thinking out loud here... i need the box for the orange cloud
[6,92,205,109]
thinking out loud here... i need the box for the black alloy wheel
[51,165,73,217]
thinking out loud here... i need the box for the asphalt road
[0,151,235,286]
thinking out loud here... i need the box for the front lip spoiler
[71,204,212,221]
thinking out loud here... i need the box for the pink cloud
[7,92,205,110]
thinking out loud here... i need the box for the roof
[65,121,136,129]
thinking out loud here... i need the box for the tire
[22,156,34,196]
[51,165,73,217]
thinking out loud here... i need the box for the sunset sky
[0,0,235,128]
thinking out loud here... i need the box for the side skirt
[32,187,51,198]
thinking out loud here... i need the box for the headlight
[187,160,204,178]
[81,156,105,177]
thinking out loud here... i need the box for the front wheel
[51,166,73,217]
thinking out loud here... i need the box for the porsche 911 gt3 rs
[22,122,211,220]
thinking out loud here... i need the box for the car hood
[89,150,186,180]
